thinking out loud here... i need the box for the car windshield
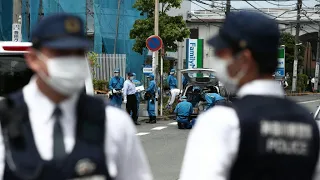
[0,55,33,96]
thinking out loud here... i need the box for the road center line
[136,132,150,136]
[297,99,320,104]
[151,126,168,130]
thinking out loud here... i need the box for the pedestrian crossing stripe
[136,132,150,136]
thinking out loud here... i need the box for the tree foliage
[279,32,305,76]
[130,0,190,54]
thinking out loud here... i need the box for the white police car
[0,41,94,98]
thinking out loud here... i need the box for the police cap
[207,11,280,54]
[127,72,134,77]
[31,13,89,49]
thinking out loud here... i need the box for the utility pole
[177,42,182,90]
[314,23,320,92]
[114,0,121,55]
[226,0,231,15]
[12,0,22,42]
[292,0,302,92]
[153,0,159,116]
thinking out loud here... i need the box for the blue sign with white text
[275,68,285,77]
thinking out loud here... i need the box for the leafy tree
[130,0,190,55]
[279,32,305,77]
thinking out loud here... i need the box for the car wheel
[219,86,228,97]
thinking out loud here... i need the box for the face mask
[212,56,247,94]
[170,72,174,75]
[114,73,119,77]
[37,53,89,96]
[129,76,134,81]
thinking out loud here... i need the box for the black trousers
[126,94,138,122]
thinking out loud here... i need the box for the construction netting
[0,0,13,41]
[1,0,146,79]
[93,0,146,78]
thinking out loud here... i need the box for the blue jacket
[174,100,193,122]
[204,93,225,105]
[167,75,177,89]
[109,76,124,90]
[182,76,188,86]
[147,80,156,94]
[132,79,141,100]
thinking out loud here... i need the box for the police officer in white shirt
[123,72,140,125]
[180,11,320,180]
[0,13,152,180]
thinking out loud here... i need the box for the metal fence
[93,54,126,82]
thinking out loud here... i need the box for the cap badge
[239,40,247,49]
[75,158,96,176]
[65,17,81,33]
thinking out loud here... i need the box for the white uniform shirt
[179,80,320,180]
[0,77,153,180]
[168,88,181,106]
[123,79,136,101]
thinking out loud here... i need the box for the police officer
[132,73,142,119]
[0,13,152,180]
[174,96,193,129]
[182,75,188,89]
[109,68,124,108]
[202,90,227,110]
[123,72,140,125]
[146,74,157,124]
[167,69,177,90]
[180,11,320,180]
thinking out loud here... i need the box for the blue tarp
[93,0,145,79]
[0,0,13,41]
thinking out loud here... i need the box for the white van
[0,41,94,97]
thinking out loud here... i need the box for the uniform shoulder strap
[0,90,27,149]
[76,93,107,144]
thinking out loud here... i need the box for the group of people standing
[108,69,157,124]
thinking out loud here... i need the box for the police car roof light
[2,46,29,51]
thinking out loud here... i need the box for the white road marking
[297,99,320,104]
[151,126,168,130]
[136,132,150,136]
[168,122,178,125]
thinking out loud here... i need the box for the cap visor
[207,35,230,51]
[42,36,90,49]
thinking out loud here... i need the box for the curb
[138,115,175,122]
[286,93,320,96]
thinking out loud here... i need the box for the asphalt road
[136,95,320,180]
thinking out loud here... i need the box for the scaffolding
[0,0,146,79]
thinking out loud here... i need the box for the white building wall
[166,0,191,20]
[185,23,220,69]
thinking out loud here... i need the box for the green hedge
[93,79,108,91]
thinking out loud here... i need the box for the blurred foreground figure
[180,11,320,180]
[0,13,152,180]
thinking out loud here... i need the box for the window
[0,55,33,96]
[190,29,199,39]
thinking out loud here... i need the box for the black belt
[128,94,135,96]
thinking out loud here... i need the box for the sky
[191,0,320,10]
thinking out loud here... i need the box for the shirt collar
[237,79,285,98]
[23,76,80,122]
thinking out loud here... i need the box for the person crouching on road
[174,96,194,129]
[146,74,157,124]
[123,72,140,125]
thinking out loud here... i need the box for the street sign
[146,35,163,52]
[12,23,22,42]
[143,67,153,74]
[275,47,285,77]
